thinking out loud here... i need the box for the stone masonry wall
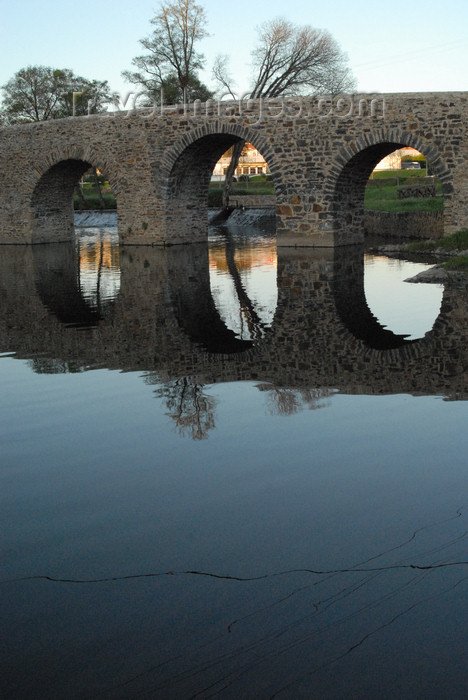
[364,210,444,239]
[0,92,467,246]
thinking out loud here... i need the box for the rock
[404,266,467,284]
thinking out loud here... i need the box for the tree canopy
[0,65,116,123]
[122,0,212,104]
[250,18,355,98]
[214,17,355,99]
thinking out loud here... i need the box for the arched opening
[365,147,443,222]
[332,141,448,245]
[164,132,277,243]
[31,159,118,244]
[209,142,273,211]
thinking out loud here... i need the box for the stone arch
[324,130,452,244]
[160,122,279,186]
[159,123,281,243]
[29,146,121,244]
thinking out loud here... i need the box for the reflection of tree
[257,384,334,415]
[28,358,85,374]
[149,376,216,440]
[219,230,270,341]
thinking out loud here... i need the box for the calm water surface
[1,226,467,699]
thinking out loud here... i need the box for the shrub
[208,189,223,207]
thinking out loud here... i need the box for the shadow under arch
[31,157,118,244]
[160,123,280,242]
[165,243,261,354]
[32,240,119,328]
[325,131,452,244]
[332,246,417,350]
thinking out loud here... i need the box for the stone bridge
[0,91,467,246]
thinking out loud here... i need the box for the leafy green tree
[0,65,115,123]
[158,72,213,105]
[59,79,117,117]
[122,0,212,104]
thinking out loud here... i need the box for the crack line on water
[2,559,468,586]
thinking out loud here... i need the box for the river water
[1,225,467,699]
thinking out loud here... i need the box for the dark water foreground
[0,228,467,699]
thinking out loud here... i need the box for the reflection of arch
[33,242,117,328]
[30,153,119,243]
[325,131,451,243]
[332,247,414,349]
[166,245,255,354]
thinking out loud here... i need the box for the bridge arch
[325,130,452,244]
[29,147,120,244]
[159,123,281,242]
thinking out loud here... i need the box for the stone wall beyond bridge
[0,92,467,246]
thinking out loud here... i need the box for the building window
[243,167,249,174]
[250,167,256,174]
[257,167,263,174]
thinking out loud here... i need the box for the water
[1,227,467,699]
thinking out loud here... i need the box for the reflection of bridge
[0,92,467,246]
[1,242,467,401]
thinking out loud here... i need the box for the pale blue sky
[1,0,467,100]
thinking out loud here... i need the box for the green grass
[209,181,274,194]
[208,180,275,206]
[406,229,468,253]
[365,169,443,212]
[442,255,468,271]
[73,185,116,209]
[368,169,429,182]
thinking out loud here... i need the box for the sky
[1,0,467,102]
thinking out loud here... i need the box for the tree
[214,18,355,206]
[159,72,213,104]
[0,65,115,123]
[59,78,117,118]
[121,0,212,105]
[249,18,355,99]
[0,65,117,209]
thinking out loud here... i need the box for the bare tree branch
[122,0,212,103]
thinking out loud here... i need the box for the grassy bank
[406,229,468,253]
[364,170,443,212]
[406,229,468,273]
[208,179,274,206]
[73,184,116,209]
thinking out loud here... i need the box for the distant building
[212,143,269,180]
[374,147,422,171]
